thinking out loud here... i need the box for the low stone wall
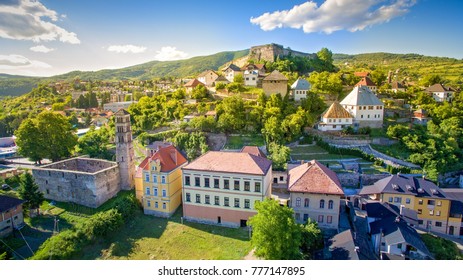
[337,173,390,187]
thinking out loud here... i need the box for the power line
[0,239,25,260]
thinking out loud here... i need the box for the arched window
[304,198,309,208]
[328,200,334,209]
[320,199,325,209]
[295,197,301,207]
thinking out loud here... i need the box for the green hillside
[334,52,463,85]
[0,49,248,96]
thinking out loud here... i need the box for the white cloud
[0,0,80,44]
[250,0,416,34]
[30,45,54,53]
[154,46,188,61]
[107,44,147,54]
[0,54,51,75]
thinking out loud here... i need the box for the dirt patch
[206,133,227,151]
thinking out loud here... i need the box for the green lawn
[371,143,411,161]
[421,234,463,260]
[290,145,328,154]
[76,208,252,260]
[224,134,265,150]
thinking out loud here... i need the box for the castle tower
[115,109,134,190]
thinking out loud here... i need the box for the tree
[420,74,443,87]
[18,172,44,216]
[88,91,99,108]
[300,219,323,259]
[191,84,209,99]
[16,111,78,162]
[248,199,302,260]
[77,126,111,159]
[233,73,244,84]
[308,71,343,99]
[267,142,290,170]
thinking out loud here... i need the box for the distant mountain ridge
[1,46,462,97]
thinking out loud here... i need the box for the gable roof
[291,78,311,90]
[354,71,370,77]
[197,70,218,78]
[241,63,266,71]
[0,195,24,212]
[355,76,376,87]
[214,76,229,82]
[340,86,383,106]
[184,79,204,88]
[139,145,187,173]
[182,151,272,175]
[322,102,352,119]
[263,70,288,81]
[365,201,418,225]
[359,174,447,200]
[240,146,266,158]
[425,83,454,93]
[115,109,130,115]
[222,64,241,72]
[328,229,359,260]
[288,160,344,195]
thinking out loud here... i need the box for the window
[436,210,441,216]
[437,201,442,206]
[244,181,250,191]
[147,200,151,208]
[418,199,423,205]
[394,197,402,203]
[418,220,423,225]
[318,215,324,223]
[186,193,191,202]
[417,209,422,214]
[204,178,210,188]
[145,174,149,182]
[397,243,402,249]
[195,177,200,187]
[205,195,210,204]
[279,176,284,182]
[428,200,435,206]
[234,198,240,208]
[234,180,240,191]
[429,210,434,216]
[145,187,150,195]
[361,115,363,119]
[296,197,301,207]
[161,176,166,184]
[214,196,220,206]
[155,202,158,208]
[185,176,190,186]
[244,199,250,209]
[196,194,201,203]
[328,200,334,209]
[327,215,333,224]
[320,199,325,209]
[162,203,166,209]
[214,179,219,188]
[153,187,158,197]
[153,175,158,183]
[304,198,309,208]
[295,213,300,221]
[406,198,411,204]
[224,179,230,189]
[303,214,309,222]
[162,189,166,197]
[255,182,261,192]
[388,197,393,203]
[224,197,229,207]
[368,106,374,110]
[435,222,442,227]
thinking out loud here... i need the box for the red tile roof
[354,71,370,77]
[184,79,204,88]
[356,76,376,87]
[288,160,344,195]
[137,145,187,175]
[183,151,272,175]
[322,102,352,119]
[240,146,266,158]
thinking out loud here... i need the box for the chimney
[400,205,404,216]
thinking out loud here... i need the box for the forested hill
[333,52,463,84]
[0,49,249,97]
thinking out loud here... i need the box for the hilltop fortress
[248,43,315,62]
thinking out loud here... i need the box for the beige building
[262,70,288,96]
[182,148,272,227]
[288,160,344,230]
[0,195,24,238]
[197,70,219,87]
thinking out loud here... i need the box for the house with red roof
[288,160,344,229]
[355,76,377,92]
[182,148,272,227]
[183,79,205,93]
[135,145,188,217]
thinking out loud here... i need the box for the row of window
[327,118,350,123]
[184,176,261,192]
[145,173,167,184]
[294,198,334,209]
[418,199,441,206]
[389,197,443,206]
[417,209,441,216]
[295,213,333,224]
[185,193,252,209]
[360,114,381,119]
[146,200,167,210]
[145,187,167,197]
[418,220,443,227]
[388,197,412,204]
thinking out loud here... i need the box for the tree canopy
[18,172,44,215]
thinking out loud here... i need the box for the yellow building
[360,174,458,236]
[135,145,188,217]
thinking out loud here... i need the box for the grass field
[224,134,265,150]
[76,208,252,260]
[290,144,360,161]
[371,143,411,161]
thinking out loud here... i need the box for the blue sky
[0,0,462,77]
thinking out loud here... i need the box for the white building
[318,102,353,131]
[340,86,384,128]
[290,78,311,101]
[222,64,241,83]
[243,69,259,87]
[425,83,454,102]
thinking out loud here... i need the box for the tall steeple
[115,109,134,190]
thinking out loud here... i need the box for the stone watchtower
[115,109,134,190]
